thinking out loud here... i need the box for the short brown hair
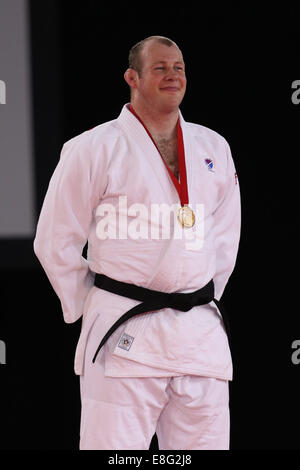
[128,36,179,77]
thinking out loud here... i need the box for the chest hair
[155,136,179,179]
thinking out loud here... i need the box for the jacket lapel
[117,104,194,206]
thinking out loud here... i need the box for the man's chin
[158,96,184,114]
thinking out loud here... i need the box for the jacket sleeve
[213,138,241,300]
[33,136,105,323]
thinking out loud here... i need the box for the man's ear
[124,68,139,89]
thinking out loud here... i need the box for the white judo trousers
[33,103,241,450]
[80,328,230,450]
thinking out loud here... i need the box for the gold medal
[177,206,195,228]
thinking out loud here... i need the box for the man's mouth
[160,87,180,92]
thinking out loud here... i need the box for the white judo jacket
[34,104,241,380]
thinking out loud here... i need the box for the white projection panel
[0,0,35,237]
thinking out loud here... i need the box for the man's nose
[165,68,179,79]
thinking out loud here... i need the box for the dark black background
[0,1,299,450]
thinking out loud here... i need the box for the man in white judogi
[34,36,241,450]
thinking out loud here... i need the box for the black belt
[92,273,231,363]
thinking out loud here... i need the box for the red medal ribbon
[129,104,189,207]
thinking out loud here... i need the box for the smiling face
[125,40,187,114]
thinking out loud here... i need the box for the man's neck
[130,100,179,141]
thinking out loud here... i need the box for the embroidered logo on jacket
[118,333,134,351]
[204,158,215,172]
